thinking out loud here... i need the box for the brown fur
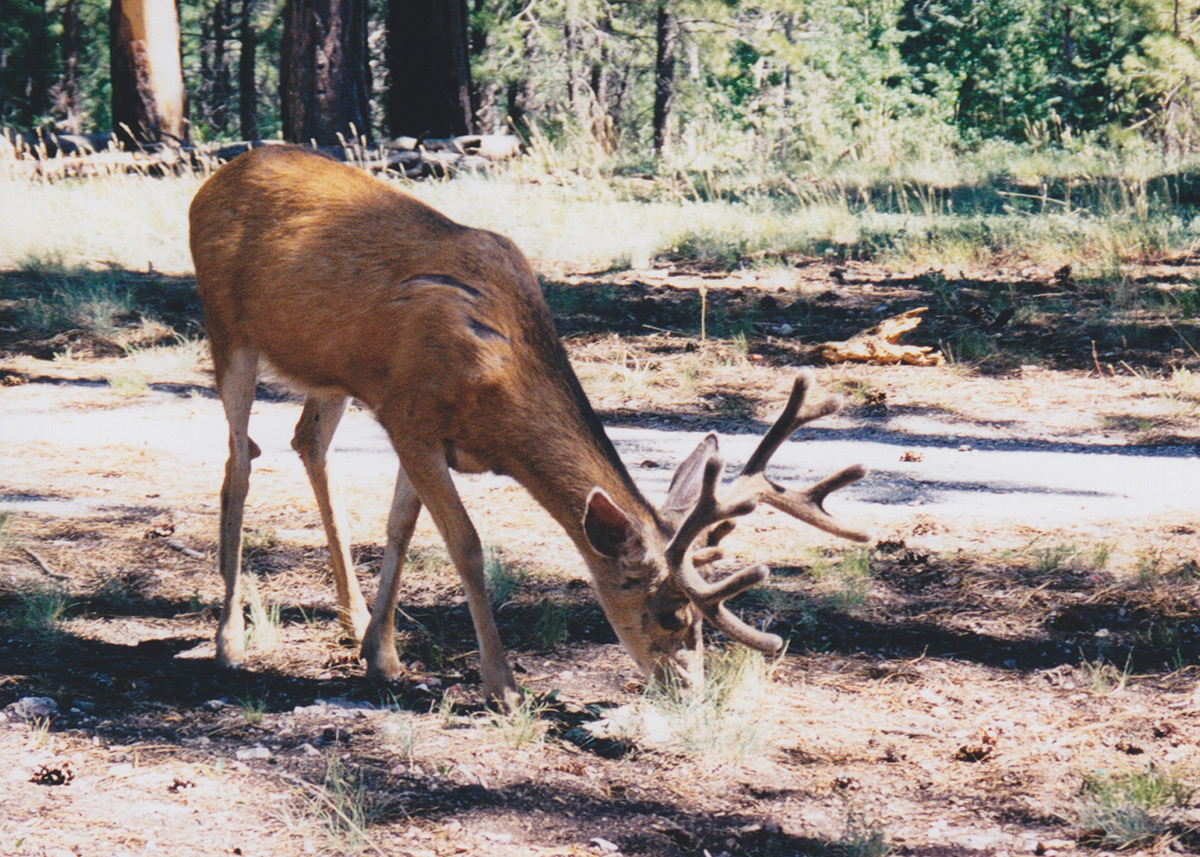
[190,146,708,703]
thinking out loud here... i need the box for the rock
[235,745,272,761]
[582,704,675,747]
[591,837,620,854]
[4,696,58,722]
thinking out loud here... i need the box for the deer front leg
[397,444,520,708]
[361,465,423,681]
[214,346,259,668]
[292,394,371,641]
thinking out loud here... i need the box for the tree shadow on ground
[3,261,1197,376]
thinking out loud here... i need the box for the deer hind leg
[361,464,423,681]
[214,345,261,668]
[291,394,371,641]
[395,442,520,707]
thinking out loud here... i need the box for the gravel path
[3,386,1195,531]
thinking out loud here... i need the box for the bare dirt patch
[1,260,1198,856]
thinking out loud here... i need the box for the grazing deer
[189,145,867,705]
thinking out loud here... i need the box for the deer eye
[655,607,689,631]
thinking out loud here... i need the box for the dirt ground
[1,258,1198,856]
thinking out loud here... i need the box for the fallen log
[2,131,523,181]
[814,307,945,366]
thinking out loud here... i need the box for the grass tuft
[534,597,571,648]
[237,693,268,726]
[838,805,892,857]
[484,546,525,607]
[483,693,551,748]
[244,576,282,653]
[1076,765,1193,849]
[643,645,780,765]
[9,582,71,644]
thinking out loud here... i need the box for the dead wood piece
[165,539,205,560]
[816,307,944,366]
[23,546,68,581]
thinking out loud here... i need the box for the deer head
[579,369,868,688]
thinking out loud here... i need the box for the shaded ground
[0,257,1198,856]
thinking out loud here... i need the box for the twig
[165,538,205,560]
[880,727,939,738]
[23,546,68,581]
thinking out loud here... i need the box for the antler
[727,369,869,543]
[664,454,783,652]
[661,370,869,654]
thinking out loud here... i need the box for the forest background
[5,0,1200,174]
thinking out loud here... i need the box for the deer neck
[510,418,657,557]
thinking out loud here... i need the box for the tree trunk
[211,0,233,134]
[281,0,372,145]
[505,19,537,136]
[110,0,188,147]
[652,2,678,157]
[238,0,259,139]
[58,0,83,134]
[386,0,473,138]
[589,16,615,151]
[565,15,589,127]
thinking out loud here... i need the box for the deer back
[190,145,649,523]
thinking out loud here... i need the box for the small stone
[235,745,272,761]
[591,837,620,854]
[4,696,58,722]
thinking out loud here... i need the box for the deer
[188,144,868,707]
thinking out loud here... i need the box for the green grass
[838,805,892,857]
[9,268,138,335]
[9,582,71,639]
[236,693,268,726]
[1080,651,1133,696]
[483,693,551,747]
[313,755,378,851]
[484,546,524,607]
[811,547,875,614]
[534,597,571,648]
[8,150,1200,291]
[1076,765,1194,849]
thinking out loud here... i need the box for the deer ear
[583,488,640,558]
[661,433,719,526]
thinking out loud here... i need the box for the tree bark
[565,14,589,127]
[238,0,260,139]
[386,0,474,138]
[58,0,83,134]
[653,2,678,157]
[110,0,188,147]
[211,0,233,134]
[505,18,537,135]
[281,0,372,145]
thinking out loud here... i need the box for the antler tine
[758,465,870,542]
[665,455,756,569]
[710,370,867,547]
[664,458,783,653]
[741,369,841,477]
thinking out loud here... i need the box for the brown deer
[189,145,867,705]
